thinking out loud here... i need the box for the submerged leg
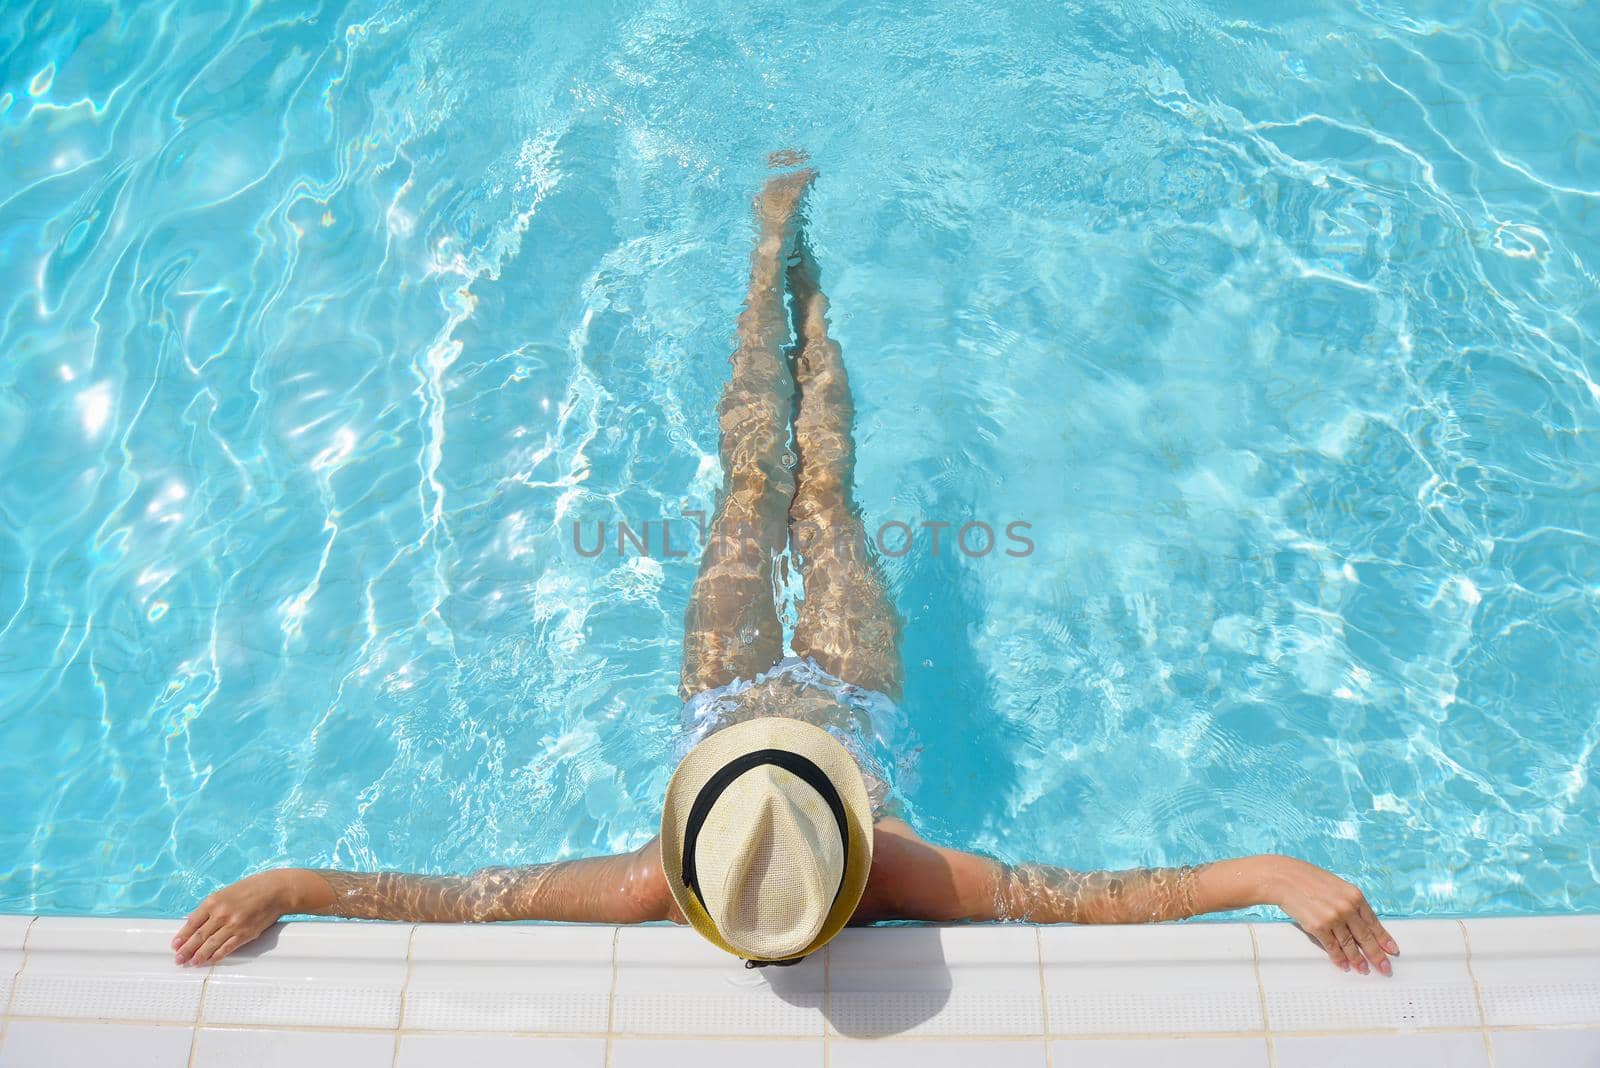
[678,167,813,701]
[785,235,904,699]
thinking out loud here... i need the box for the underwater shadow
[894,536,1022,846]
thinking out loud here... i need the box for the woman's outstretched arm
[174,839,678,966]
[858,819,1400,975]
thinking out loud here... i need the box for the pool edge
[0,914,1596,1066]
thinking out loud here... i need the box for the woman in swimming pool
[177,162,1400,976]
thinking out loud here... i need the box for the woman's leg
[785,235,904,699]
[678,169,812,701]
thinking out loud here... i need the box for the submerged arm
[175,839,676,966]
[864,819,1400,974]
[310,847,670,923]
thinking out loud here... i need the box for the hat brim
[660,717,874,960]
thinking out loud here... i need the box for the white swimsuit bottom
[676,655,920,816]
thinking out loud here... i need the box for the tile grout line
[1484,1025,1600,1034]
[0,916,39,1054]
[185,954,216,1068]
[1036,926,1053,1068]
[390,924,418,1068]
[1458,919,1496,1068]
[1248,924,1276,1068]
[603,925,620,1067]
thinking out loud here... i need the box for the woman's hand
[1262,855,1400,975]
[173,869,320,966]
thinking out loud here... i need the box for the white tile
[833,1038,1048,1067]
[396,1033,605,1068]
[9,917,205,1023]
[1274,1032,1490,1067]
[1255,919,1479,1031]
[1040,922,1261,1035]
[201,921,411,1029]
[828,926,1045,1037]
[611,925,824,1036]
[191,1026,394,1068]
[0,1020,194,1067]
[0,916,31,1010]
[1051,1036,1270,1067]
[1491,1028,1600,1068]
[610,1038,823,1067]
[402,923,613,1032]
[1465,916,1600,1027]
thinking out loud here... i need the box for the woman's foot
[755,161,816,242]
[767,148,810,169]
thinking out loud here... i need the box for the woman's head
[659,717,872,963]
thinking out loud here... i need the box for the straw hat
[660,717,873,963]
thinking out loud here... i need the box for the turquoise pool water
[2,0,1597,919]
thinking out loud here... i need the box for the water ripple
[1,0,1597,917]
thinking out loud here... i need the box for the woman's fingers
[173,906,209,951]
[1319,909,1399,977]
[1333,922,1368,974]
[190,926,236,966]
[1317,926,1352,971]
[211,935,246,965]
[1349,913,1392,976]
[175,914,224,965]
[1359,900,1400,956]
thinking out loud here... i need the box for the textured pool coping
[0,914,1596,1066]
